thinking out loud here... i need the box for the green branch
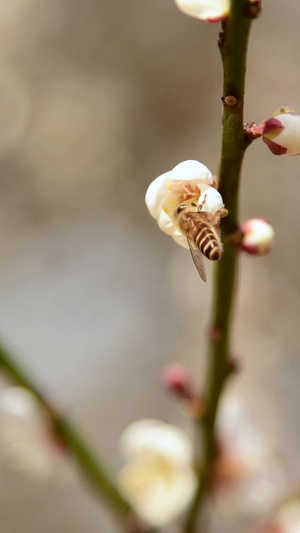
[184,1,256,531]
[0,343,132,526]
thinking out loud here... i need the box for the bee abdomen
[194,225,221,261]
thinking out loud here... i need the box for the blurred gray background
[0,0,299,532]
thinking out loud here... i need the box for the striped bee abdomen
[192,223,221,261]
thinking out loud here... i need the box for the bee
[173,197,228,282]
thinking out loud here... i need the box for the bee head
[176,204,189,214]
[176,202,197,215]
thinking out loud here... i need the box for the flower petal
[0,387,71,482]
[118,455,197,527]
[118,419,194,464]
[198,184,225,214]
[157,210,177,235]
[174,0,230,22]
[275,500,300,533]
[262,109,300,156]
[172,232,189,248]
[171,160,213,185]
[145,172,171,218]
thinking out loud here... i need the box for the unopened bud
[240,218,275,256]
[161,364,195,400]
[174,0,230,22]
[262,106,300,155]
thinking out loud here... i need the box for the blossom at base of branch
[261,500,300,533]
[240,218,275,256]
[174,0,229,22]
[117,419,196,527]
[145,160,225,248]
[262,107,300,155]
[0,387,71,483]
[212,389,286,519]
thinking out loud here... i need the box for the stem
[184,1,253,531]
[0,343,132,525]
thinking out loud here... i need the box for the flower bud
[174,0,229,22]
[240,218,275,256]
[262,107,300,155]
[161,364,195,400]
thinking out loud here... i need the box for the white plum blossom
[262,107,300,155]
[145,160,225,248]
[174,0,230,22]
[0,387,71,483]
[211,388,286,520]
[240,218,275,256]
[261,500,300,533]
[117,419,197,527]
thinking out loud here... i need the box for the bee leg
[198,194,207,212]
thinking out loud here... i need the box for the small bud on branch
[240,218,275,256]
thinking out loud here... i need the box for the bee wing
[187,237,207,282]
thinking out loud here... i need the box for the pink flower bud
[161,364,195,400]
[262,106,300,155]
[240,218,275,256]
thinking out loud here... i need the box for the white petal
[0,387,70,482]
[171,160,213,185]
[119,419,163,460]
[157,210,177,235]
[172,232,189,248]
[274,113,300,155]
[198,185,224,214]
[118,455,196,527]
[276,501,300,533]
[145,172,171,218]
[175,0,230,22]
[0,386,39,417]
[119,419,194,464]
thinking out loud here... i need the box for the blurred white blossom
[174,0,229,22]
[211,389,286,519]
[261,500,300,533]
[145,160,225,248]
[240,218,275,256]
[0,387,70,483]
[262,107,300,155]
[117,419,197,527]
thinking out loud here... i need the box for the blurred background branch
[0,342,132,525]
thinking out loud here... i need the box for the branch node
[223,95,237,108]
[207,326,223,343]
[226,228,243,247]
[186,397,206,420]
[227,355,241,376]
[244,121,264,143]
[245,0,261,19]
